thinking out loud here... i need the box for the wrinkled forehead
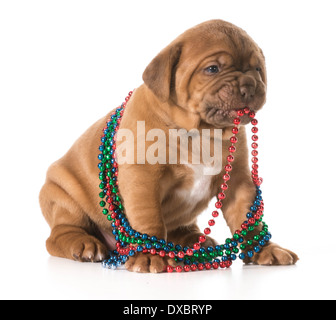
[179,26,264,69]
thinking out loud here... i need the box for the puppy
[40,19,298,272]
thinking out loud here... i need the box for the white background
[1,0,336,300]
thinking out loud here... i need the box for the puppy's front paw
[125,254,175,273]
[70,235,108,262]
[247,243,299,265]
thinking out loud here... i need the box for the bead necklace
[98,91,271,272]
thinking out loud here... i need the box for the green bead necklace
[98,91,271,272]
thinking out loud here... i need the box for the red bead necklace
[99,92,271,272]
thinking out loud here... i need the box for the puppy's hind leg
[40,181,108,262]
[46,223,108,262]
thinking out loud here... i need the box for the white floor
[1,233,335,300]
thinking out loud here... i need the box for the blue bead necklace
[98,92,271,272]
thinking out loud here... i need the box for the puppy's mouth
[205,106,254,126]
[208,107,238,119]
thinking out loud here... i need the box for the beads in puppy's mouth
[98,94,271,272]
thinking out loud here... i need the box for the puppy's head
[143,20,267,127]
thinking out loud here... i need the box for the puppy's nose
[240,85,255,99]
[239,76,256,102]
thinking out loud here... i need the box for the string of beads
[98,91,271,272]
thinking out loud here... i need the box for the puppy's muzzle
[239,75,257,104]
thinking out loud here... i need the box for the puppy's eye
[205,65,219,74]
[256,67,262,72]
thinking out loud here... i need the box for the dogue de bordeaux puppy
[40,19,298,272]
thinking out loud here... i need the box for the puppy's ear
[142,42,182,102]
[258,48,267,86]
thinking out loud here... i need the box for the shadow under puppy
[40,19,298,272]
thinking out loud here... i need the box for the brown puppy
[40,20,298,272]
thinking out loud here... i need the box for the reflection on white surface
[10,251,329,300]
[0,224,334,300]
